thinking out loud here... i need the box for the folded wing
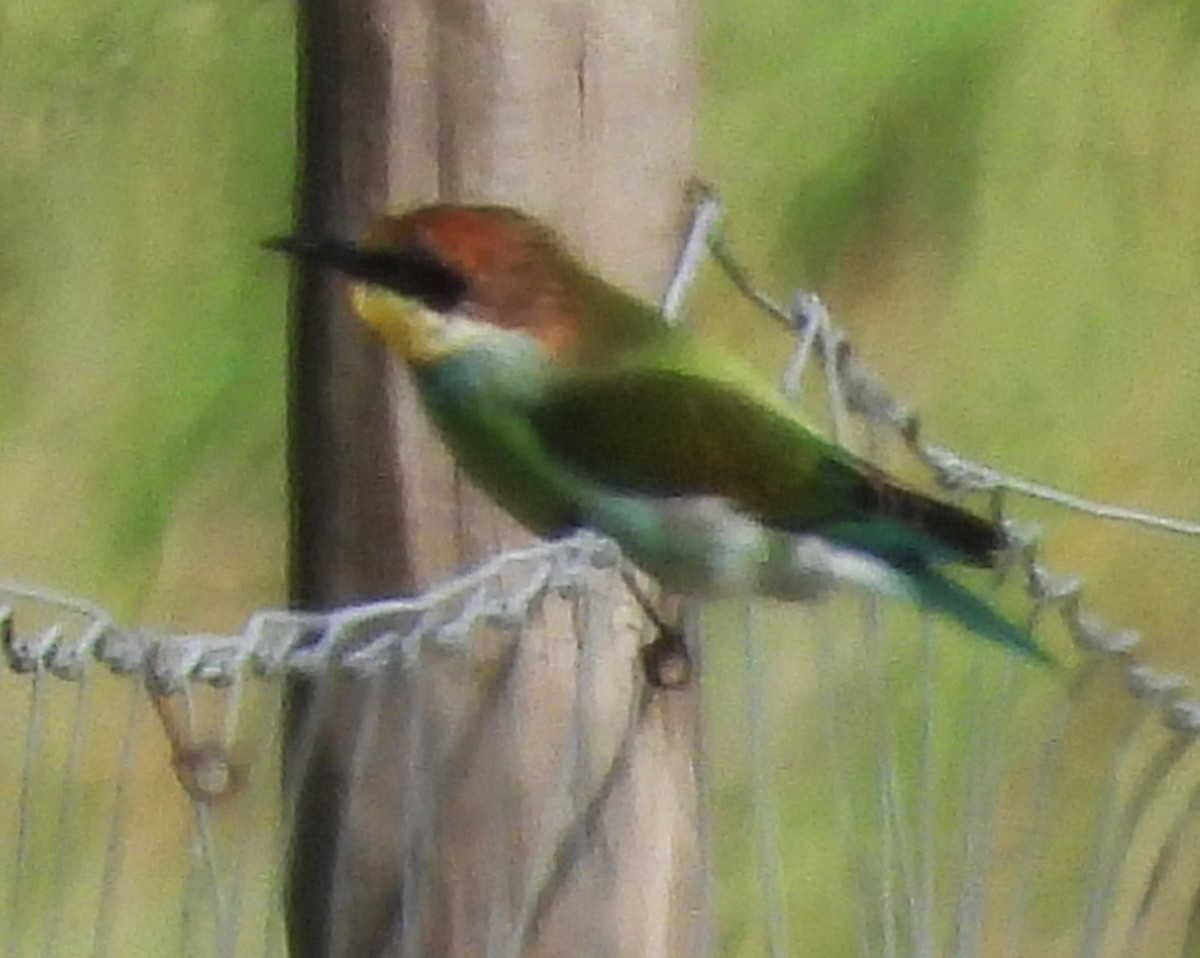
[528,359,1003,570]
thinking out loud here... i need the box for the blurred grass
[0,0,293,629]
[1,5,294,954]
[696,1,1200,951]
[3,0,1200,954]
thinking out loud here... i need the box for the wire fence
[3,195,1200,957]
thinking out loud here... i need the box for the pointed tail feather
[908,566,1052,664]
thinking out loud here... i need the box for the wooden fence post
[284,0,702,955]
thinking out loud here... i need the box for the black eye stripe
[263,236,467,312]
[353,243,468,312]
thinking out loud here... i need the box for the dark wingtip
[881,481,1005,568]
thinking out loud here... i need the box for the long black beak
[262,236,398,283]
[263,235,467,312]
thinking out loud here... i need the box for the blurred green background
[0,0,292,628]
[698,0,1200,657]
[3,0,1200,955]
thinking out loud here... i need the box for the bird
[267,203,1046,663]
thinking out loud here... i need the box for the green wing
[529,341,1001,568]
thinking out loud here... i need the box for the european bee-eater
[269,204,1044,662]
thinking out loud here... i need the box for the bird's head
[267,205,586,365]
